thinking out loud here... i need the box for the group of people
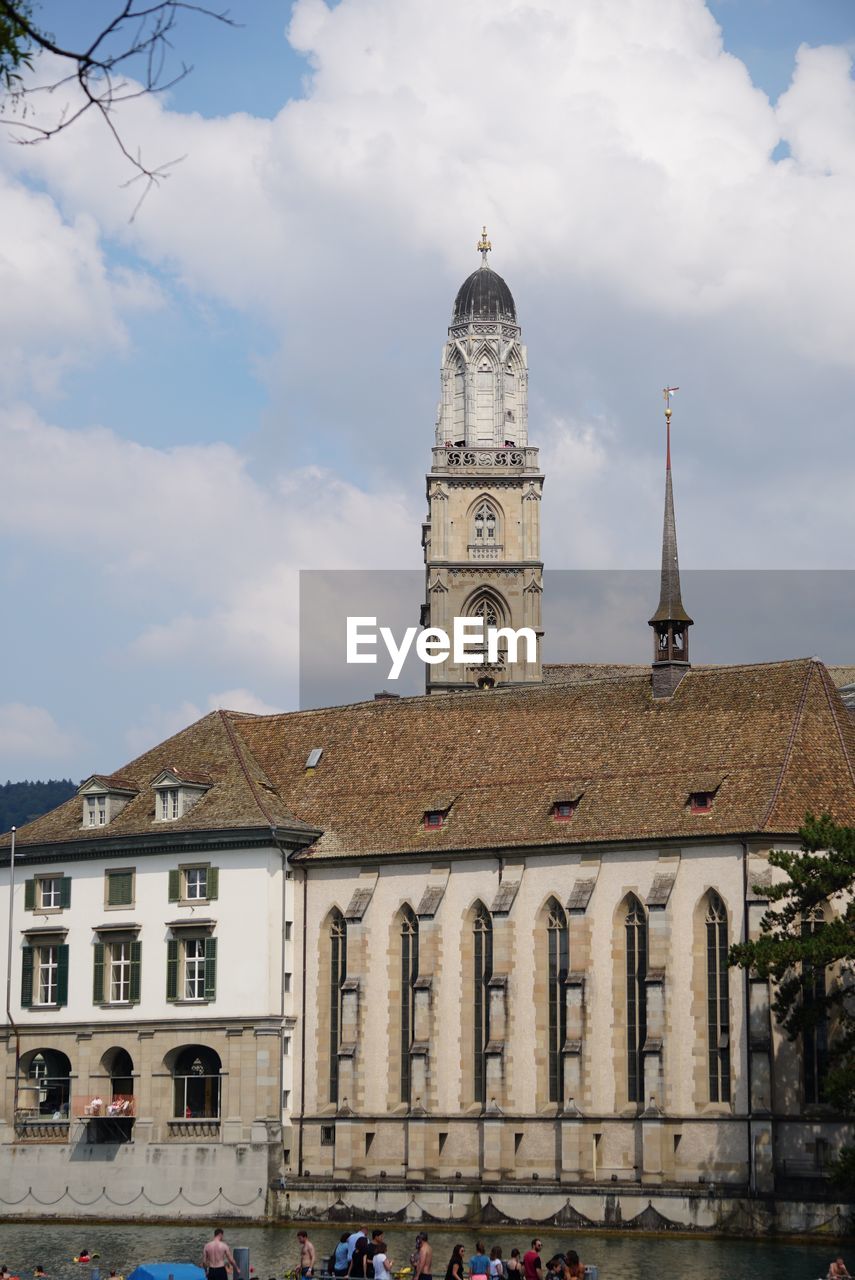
[299,1232,585,1280]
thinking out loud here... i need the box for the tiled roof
[4,659,853,859]
[233,657,854,859]
[2,710,312,850]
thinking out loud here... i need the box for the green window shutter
[166,939,179,1001]
[93,942,105,1004]
[21,947,34,1008]
[204,936,218,1001]
[56,944,69,1006]
[59,876,72,909]
[207,866,219,901]
[108,871,133,907]
[129,940,142,1003]
[24,878,35,912]
[168,869,180,902]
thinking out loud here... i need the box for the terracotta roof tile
[4,659,853,858]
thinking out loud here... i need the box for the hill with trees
[0,779,77,834]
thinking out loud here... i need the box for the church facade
[0,239,853,1228]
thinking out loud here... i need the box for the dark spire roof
[452,230,516,323]
[452,265,516,324]
[649,407,693,627]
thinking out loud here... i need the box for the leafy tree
[0,778,77,833]
[0,1,234,197]
[730,813,855,1188]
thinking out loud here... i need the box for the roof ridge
[817,663,855,790]
[760,659,816,829]
[217,709,277,827]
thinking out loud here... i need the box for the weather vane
[477,225,491,264]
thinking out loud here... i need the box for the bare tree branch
[0,1,237,206]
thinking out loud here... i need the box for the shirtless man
[414,1234,433,1280]
[296,1231,316,1279]
[202,1229,240,1280]
[829,1259,851,1280]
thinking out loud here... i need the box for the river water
[0,1222,844,1280]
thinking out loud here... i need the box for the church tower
[421,230,544,693]
[649,388,693,698]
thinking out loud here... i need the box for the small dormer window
[553,800,577,822]
[424,810,445,830]
[690,791,714,814]
[78,776,137,828]
[159,788,180,821]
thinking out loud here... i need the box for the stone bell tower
[421,229,544,693]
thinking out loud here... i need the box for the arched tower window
[802,907,829,1105]
[546,898,569,1103]
[625,895,648,1103]
[706,891,731,1102]
[329,910,347,1105]
[473,903,493,1105]
[473,500,499,545]
[400,905,419,1104]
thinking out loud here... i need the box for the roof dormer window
[424,810,446,830]
[552,799,577,822]
[152,767,212,823]
[77,776,138,829]
[160,788,180,821]
[690,791,714,814]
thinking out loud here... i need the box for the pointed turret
[649,387,693,698]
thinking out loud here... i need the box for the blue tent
[127,1265,206,1280]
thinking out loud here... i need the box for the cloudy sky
[1,0,854,780]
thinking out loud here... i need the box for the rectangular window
[159,788,180,820]
[424,810,445,829]
[283,1036,291,1055]
[185,867,208,899]
[110,941,132,1003]
[283,973,292,992]
[282,1089,291,1109]
[320,1124,335,1146]
[284,922,293,941]
[106,869,134,907]
[184,938,206,1000]
[87,796,97,826]
[37,946,58,1005]
[39,877,62,909]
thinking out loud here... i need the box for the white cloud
[0,405,418,680]
[0,172,161,396]
[0,703,79,766]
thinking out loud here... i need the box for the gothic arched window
[329,910,347,1105]
[546,898,569,1104]
[473,500,498,544]
[473,903,493,1105]
[625,895,648,1103]
[706,891,731,1102]
[802,907,829,1105]
[400,905,419,1103]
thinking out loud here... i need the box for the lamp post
[4,827,20,1116]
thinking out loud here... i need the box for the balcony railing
[432,446,539,473]
[72,1094,136,1119]
[168,1118,221,1139]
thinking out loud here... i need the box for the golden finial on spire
[477,224,492,265]
[663,386,679,468]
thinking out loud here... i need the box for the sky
[1,0,855,781]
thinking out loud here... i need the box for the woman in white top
[372,1249,393,1280]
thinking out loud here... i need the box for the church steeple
[649,387,693,698]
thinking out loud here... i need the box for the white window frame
[87,796,98,827]
[39,877,62,910]
[36,945,58,1006]
[185,866,208,900]
[160,788,180,821]
[184,938,206,1001]
[109,940,132,1004]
